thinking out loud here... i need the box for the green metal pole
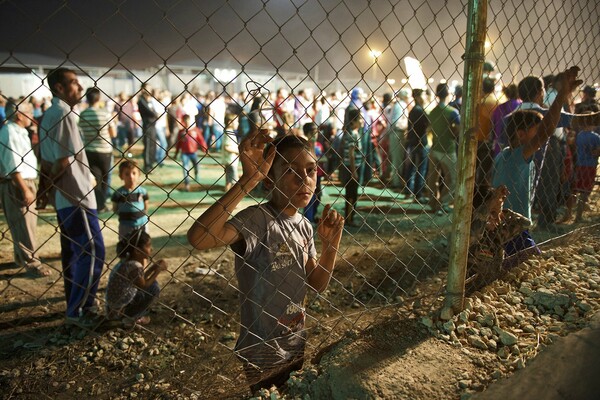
[441,0,487,320]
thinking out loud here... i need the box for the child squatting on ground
[467,185,531,293]
[491,66,583,261]
[105,228,168,326]
[187,130,344,393]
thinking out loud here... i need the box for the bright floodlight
[403,57,426,90]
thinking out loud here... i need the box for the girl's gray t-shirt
[228,203,317,370]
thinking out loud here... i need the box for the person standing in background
[79,87,116,212]
[491,84,521,156]
[383,90,409,190]
[475,77,500,187]
[137,83,159,173]
[116,92,137,150]
[38,67,105,328]
[426,83,460,215]
[403,89,430,202]
[152,89,170,166]
[0,99,48,277]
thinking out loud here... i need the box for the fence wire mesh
[0,0,599,398]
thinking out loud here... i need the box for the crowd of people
[1,64,599,393]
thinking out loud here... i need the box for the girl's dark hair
[116,228,151,258]
[267,134,311,156]
[265,134,313,175]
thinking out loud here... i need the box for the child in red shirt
[174,114,207,191]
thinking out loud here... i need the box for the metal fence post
[441,0,487,320]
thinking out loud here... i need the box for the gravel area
[248,228,600,400]
[1,225,598,400]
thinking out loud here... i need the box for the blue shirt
[492,146,534,220]
[576,130,600,167]
[111,186,149,229]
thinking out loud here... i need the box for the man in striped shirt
[79,87,116,211]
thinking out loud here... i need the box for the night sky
[0,0,598,86]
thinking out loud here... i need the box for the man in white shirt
[209,94,226,151]
[38,67,105,327]
[384,90,409,189]
[0,100,46,276]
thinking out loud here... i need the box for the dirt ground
[283,228,600,400]
[0,152,599,399]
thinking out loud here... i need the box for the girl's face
[269,147,317,215]
[134,240,153,259]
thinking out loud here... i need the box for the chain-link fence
[1,0,599,398]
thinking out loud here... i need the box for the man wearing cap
[575,85,598,114]
[0,99,47,277]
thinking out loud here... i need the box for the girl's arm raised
[306,205,344,292]
[187,130,275,250]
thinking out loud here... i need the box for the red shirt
[176,127,207,154]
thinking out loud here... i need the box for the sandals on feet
[26,264,51,277]
[121,315,151,329]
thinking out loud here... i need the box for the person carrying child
[111,159,149,240]
[105,228,168,326]
[187,130,344,393]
